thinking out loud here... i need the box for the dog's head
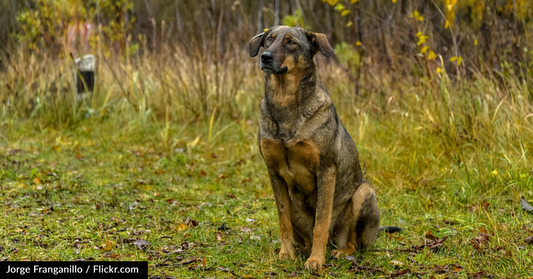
[249,26,333,75]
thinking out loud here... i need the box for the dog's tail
[378,226,402,234]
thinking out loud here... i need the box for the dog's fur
[249,26,381,270]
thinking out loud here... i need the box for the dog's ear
[306,31,334,57]
[249,32,266,57]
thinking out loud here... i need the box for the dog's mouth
[261,65,288,75]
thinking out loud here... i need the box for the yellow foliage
[410,10,424,22]
[450,56,463,66]
[417,35,429,46]
[324,0,340,5]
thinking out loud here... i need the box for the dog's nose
[261,52,274,64]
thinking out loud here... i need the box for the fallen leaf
[425,230,438,240]
[525,235,533,245]
[471,233,490,252]
[472,233,490,244]
[443,219,459,225]
[216,234,222,241]
[433,264,448,274]
[180,258,199,266]
[104,253,120,259]
[238,226,251,233]
[468,271,493,279]
[200,170,207,176]
[33,178,42,185]
[217,223,230,231]
[176,224,188,232]
[227,193,236,199]
[133,239,150,250]
[103,240,114,251]
[520,197,533,214]
[344,255,356,262]
[401,237,447,252]
[165,199,177,205]
[392,269,409,277]
[8,149,22,155]
[185,217,198,227]
[453,265,464,272]
[390,260,404,267]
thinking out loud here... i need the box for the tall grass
[1,38,532,278]
[0,46,532,195]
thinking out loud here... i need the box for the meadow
[0,44,532,279]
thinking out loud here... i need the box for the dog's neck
[261,65,330,141]
[264,65,319,107]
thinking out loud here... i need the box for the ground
[1,104,532,278]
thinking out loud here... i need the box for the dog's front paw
[304,256,324,270]
[279,249,295,260]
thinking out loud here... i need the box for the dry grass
[1,47,533,277]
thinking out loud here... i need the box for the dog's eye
[287,40,297,46]
[266,36,273,42]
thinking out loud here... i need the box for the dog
[249,26,385,270]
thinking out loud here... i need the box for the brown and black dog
[249,26,383,270]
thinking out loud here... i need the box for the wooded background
[1,0,532,90]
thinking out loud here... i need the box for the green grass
[1,53,533,278]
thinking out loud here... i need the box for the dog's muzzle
[260,52,288,74]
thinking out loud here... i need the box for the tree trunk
[275,0,280,26]
[257,0,264,33]
[294,0,307,26]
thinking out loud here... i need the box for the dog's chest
[260,138,319,193]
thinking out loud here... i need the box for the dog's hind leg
[333,182,380,257]
[352,182,380,250]
[331,202,357,258]
[331,226,356,258]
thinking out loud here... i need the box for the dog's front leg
[267,168,295,260]
[305,167,336,270]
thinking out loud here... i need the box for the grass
[1,51,533,278]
